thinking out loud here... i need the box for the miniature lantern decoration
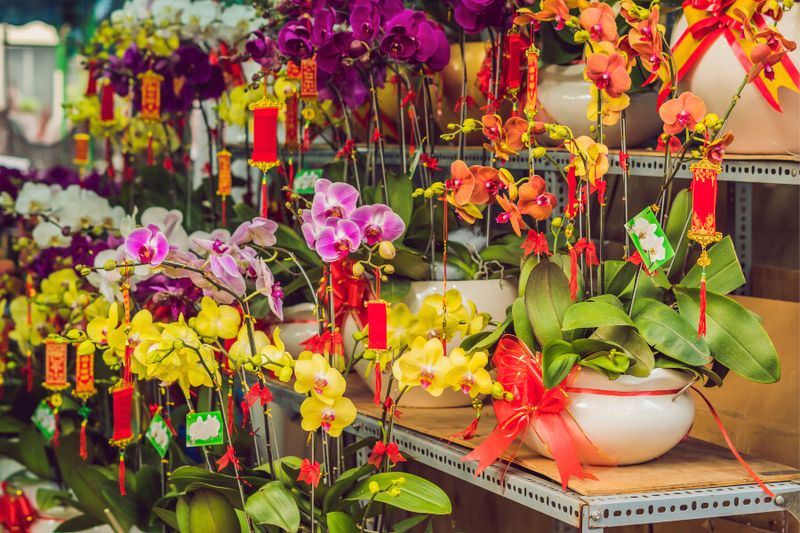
[300,56,318,100]
[100,82,115,124]
[525,46,539,117]
[74,351,96,401]
[74,133,91,167]
[44,342,69,392]
[249,96,283,218]
[505,32,524,96]
[217,149,232,226]
[139,71,163,121]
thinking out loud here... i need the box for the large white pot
[671,10,800,154]
[524,368,695,465]
[536,63,662,148]
[273,303,319,357]
[343,279,518,408]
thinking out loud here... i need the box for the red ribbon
[463,336,602,490]
[297,458,322,488]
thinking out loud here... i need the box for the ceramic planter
[670,10,800,154]
[523,368,696,465]
[275,303,319,357]
[343,279,517,408]
[536,63,661,149]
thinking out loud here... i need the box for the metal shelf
[269,385,800,533]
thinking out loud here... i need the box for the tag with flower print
[32,401,56,440]
[186,411,224,447]
[294,168,322,195]
[626,207,675,271]
[146,413,172,458]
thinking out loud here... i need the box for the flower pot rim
[571,366,696,392]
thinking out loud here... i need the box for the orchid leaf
[327,512,360,533]
[525,260,572,346]
[562,299,633,330]
[632,298,711,366]
[345,473,451,515]
[675,288,780,383]
[541,339,580,389]
[245,481,301,532]
[591,326,654,376]
[678,237,745,295]
[512,297,537,352]
[665,188,692,279]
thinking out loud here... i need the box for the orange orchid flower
[470,165,515,205]
[585,52,631,98]
[495,194,527,237]
[481,115,529,161]
[517,176,557,221]
[705,132,735,164]
[530,0,571,30]
[447,160,477,206]
[579,2,618,43]
[566,135,610,185]
[658,92,706,134]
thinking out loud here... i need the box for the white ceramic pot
[343,279,518,408]
[273,303,319,357]
[536,63,662,149]
[671,10,800,154]
[523,368,695,465]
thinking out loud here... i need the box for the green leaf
[66,466,114,524]
[579,351,630,377]
[187,489,241,533]
[19,427,52,480]
[176,496,191,533]
[541,339,580,389]
[655,356,722,387]
[274,223,322,267]
[591,326,654,376]
[459,331,494,353]
[36,488,72,511]
[54,514,104,532]
[512,297,537,352]
[327,511,360,533]
[675,289,780,383]
[464,317,511,352]
[392,246,431,281]
[345,473,451,515]
[524,260,573,346]
[678,237,745,294]
[245,481,301,532]
[588,294,624,308]
[382,279,412,304]
[152,506,179,530]
[384,172,414,228]
[480,242,523,267]
[391,515,430,532]
[324,463,373,514]
[632,299,711,366]
[518,254,540,297]
[562,300,634,330]
[0,415,23,434]
[605,261,638,297]
[665,188,692,279]
[570,338,618,357]
[232,202,257,225]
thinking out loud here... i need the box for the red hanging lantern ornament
[110,281,135,495]
[687,158,723,337]
[285,94,300,151]
[504,31,524,112]
[138,70,163,121]
[249,94,283,218]
[74,348,97,460]
[43,341,70,448]
[217,149,232,227]
[366,268,389,405]
[73,133,91,170]
[524,44,540,118]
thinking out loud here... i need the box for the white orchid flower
[32,221,70,249]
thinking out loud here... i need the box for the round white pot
[671,10,800,154]
[536,63,662,149]
[523,368,695,465]
[343,279,517,408]
[273,303,319,357]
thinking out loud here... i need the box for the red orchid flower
[517,175,557,221]
[420,153,442,171]
[658,92,706,134]
[297,459,322,488]
[579,2,619,43]
[495,195,527,237]
[705,132,735,164]
[585,52,632,98]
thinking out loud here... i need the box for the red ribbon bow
[297,458,322,488]
[367,441,407,468]
[216,445,241,472]
[462,336,602,490]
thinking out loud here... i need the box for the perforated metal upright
[270,386,800,533]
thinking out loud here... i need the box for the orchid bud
[388,487,402,497]
[79,267,92,277]
[362,349,376,360]
[447,123,459,130]
[250,354,262,366]
[412,187,425,197]
[395,476,406,485]
[491,382,505,399]
[279,366,294,382]
[352,262,365,277]
[503,391,515,401]
[462,118,480,132]
[551,216,563,229]
[378,241,396,260]
[383,264,395,274]
[694,123,706,133]
[369,481,380,495]
[532,146,547,158]
[573,30,591,43]
[103,259,117,271]
[785,0,794,9]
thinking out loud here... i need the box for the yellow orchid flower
[294,352,347,404]
[586,86,630,127]
[86,302,121,346]
[8,296,46,351]
[192,297,241,340]
[300,396,357,437]
[445,348,493,398]
[386,303,415,348]
[392,336,452,396]
[258,328,294,382]
[228,325,270,364]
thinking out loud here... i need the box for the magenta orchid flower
[254,259,284,320]
[350,204,405,245]
[190,236,246,296]
[315,218,362,263]
[230,217,278,247]
[310,179,359,225]
[125,224,169,266]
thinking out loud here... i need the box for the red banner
[74,352,96,400]
[101,82,115,124]
[525,49,539,116]
[111,384,134,444]
[217,150,232,196]
[367,300,388,351]
[74,134,90,166]
[506,33,524,91]
[250,101,281,169]
[688,158,722,244]
[285,94,299,150]
[139,71,163,121]
[300,57,318,99]
[44,342,68,390]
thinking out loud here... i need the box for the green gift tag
[32,401,56,440]
[186,411,224,447]
[294,168,323,195]
[146,413,172,458]
[626,206,675,272]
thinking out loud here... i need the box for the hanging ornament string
[441,195,449,354]
[111,276,135,495]
[366,267,388,405]
[24,274,34,392]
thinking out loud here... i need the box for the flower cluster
[301,179,405,263]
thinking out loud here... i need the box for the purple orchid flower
[350,204,405,245]
[125,224,169,266]
[254,259,284,320]
[315,218,362,263]
[380,10,450,71]
[172,45,212,85]
[316,32,368,74]
[310,179,359,225]
[278,20,315,59]
[451,0,509,33]
[312,7,337,46]
[190,237,247,295]
[351,0,381,42]
[230,217,278,248]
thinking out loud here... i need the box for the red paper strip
[74,134,90,166]
[251,106,279,164]
[688,158,721,242]
[217,150,232,196]
[506,33,524,90]
[111,385,134,443]
[285,95,299,150]
[300,57,318,99]
[139,71,163,121]
[44,343,68,390]
[286,61,301,80]
[525,49,539,116]
[75,352,96,400]
[367,300,388,351]
[101,82,115,123]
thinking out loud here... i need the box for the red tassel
[373,363,382,406]
[240,400,250,429]
[302,126,311,152]
[568,246,579,301]
[260,175,268,218]
[25,357,32,392]
[565,164,578,218]
[221,196,227,227]
[105,137,113,178]
[698,275,707,337]
[118,454,126,496]
[146,133,154,166]
[79,419,88,460]
[449,415,481,441]
[52,412,59,449]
